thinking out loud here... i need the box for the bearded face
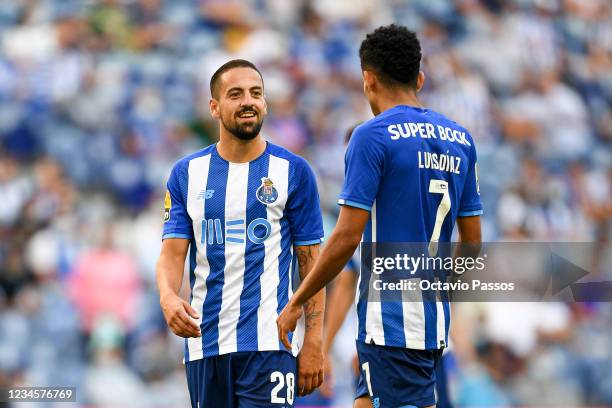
[219,102,264,140]
[211,67,267,141]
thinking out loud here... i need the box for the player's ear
[209,98,220,119]
[416,71,426,93]
[262,95,268,116]
[363,70,375,92]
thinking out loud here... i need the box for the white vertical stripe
[217,163,249,355]
[289,247,306,356]
[401,279,426,349]
[365,201,385,345]
[186,154,211,361]
[258,156,289,350]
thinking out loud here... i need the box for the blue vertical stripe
[441,283,450,346]
[201,154,228,357]
[236,155,269,351]
[381,298,405,346]
[277,216,293,350]
[356,218,372,343]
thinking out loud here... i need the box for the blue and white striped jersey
[339,105,483,350]
[163,142,324,361]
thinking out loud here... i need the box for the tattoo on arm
[296,245,320,273]
[304,300,321,331]
[295,244,323,333]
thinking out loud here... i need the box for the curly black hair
[359,24,421,88]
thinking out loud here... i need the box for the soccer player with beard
[156,59,325,408]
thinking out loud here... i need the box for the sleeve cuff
[337,199,372,211]
[458,209,483,217]
[162,232,192,240]
[294,238,324,246]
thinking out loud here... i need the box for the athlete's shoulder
[266,142,313,170]
[169,145,216,176]
[175,145,215,167]
[355,113,394,134]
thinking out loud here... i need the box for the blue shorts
[355,341,442,408]
[355,369,369,400]
[186,351,297,408]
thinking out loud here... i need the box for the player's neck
[216,133,267,163]
[375,91,424,115]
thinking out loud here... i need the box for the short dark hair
[359,24,421,88]
[209,59,263,99]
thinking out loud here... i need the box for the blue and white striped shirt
[163,142,324,361]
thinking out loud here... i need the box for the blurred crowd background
[0,0,610,406]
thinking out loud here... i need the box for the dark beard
[222,115,264,141]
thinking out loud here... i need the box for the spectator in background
[68,224,142,334]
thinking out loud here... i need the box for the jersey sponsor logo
[256,177,278,205]
[164,191,171,221]
[196,189,215,200]
[201,218,272,245]
[387,122,471,146]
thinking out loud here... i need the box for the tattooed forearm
[304,299,322,332]
[296,245,320,272]
[295,244,324,337]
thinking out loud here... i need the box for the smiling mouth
[237,111,257,119]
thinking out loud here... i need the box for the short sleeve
[458,143,483,217]
[162,162,194,240]
[285,158,324,246]
[338,124,385,211]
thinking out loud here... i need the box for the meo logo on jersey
[256,177,278,204]
[202,218,272,245]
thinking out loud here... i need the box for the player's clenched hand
[276,300,303,349]
[160,293,201,338]
[297,340,324,396]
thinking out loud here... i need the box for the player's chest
[186,167,289,245]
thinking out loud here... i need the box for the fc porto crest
[256,177,278,205]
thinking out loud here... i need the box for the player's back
[340,105,481,245]
[338,105,482,350]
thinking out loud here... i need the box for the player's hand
[319,353,334,398]
[160,293,201,338]
[297,340,324,396]
[276,300,303,349]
